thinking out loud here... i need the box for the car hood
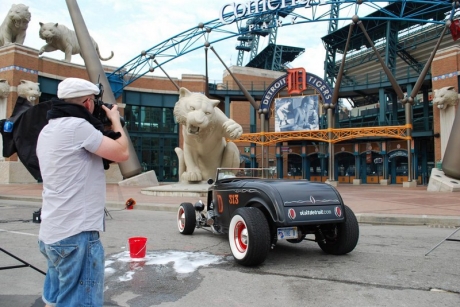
[254,180,342,206]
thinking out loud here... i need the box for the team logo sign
[287,68,307,95]
[334,206,342,217]
[288,208,296,220]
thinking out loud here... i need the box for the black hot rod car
[177,168,359,266]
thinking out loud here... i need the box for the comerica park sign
[219,0,327,25]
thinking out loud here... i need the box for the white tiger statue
[17,80,41,103]
[38,22,114,62]
[0,4,31,47]
[0,79,10,98]
[432,86,459,159]
[432,86,459,110]
[174,87,243,182]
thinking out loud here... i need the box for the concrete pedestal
[141,181,209,197]
[119,170,159,187]
[105,163,123,183]
[380,179,389,186]
[403,181,417,188]
[325,180,338,187]
[353,179,362,185]
[427,168,460,192]
[0,161,36,183]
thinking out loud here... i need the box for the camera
[92,83,125,127]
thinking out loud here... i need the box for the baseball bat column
[326,107,334,182]
[356,20,405,99]
[259,110,265,169]
[153,59,180,90]
[404,101,412,182]
[357,17,412,181]
[442,98,460,180]
[204,47,209,98]
[209,45,258,109]
[209,44,267,166]
[406,21,449,181]
[403,18,460,180]
[326,18,355,183]
[66,0,142,178]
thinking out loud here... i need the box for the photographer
[36,77,129,307]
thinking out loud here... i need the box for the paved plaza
[1,182,459,227]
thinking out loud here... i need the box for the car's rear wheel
[229,207,271,266]
[317,205,359,255]
[177,202,196,235]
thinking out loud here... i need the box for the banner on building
[275,95,319,132]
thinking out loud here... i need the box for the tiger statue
[38,22,114,62]
[174,87,243,182]
[0,4,31,47]
[17,80,41,104]
[0,79,10,98]
[432,86,459,110]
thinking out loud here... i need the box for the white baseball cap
[57,78,100,99]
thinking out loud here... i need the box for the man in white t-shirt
[36,77,129,307]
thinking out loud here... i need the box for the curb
[0,196,42,203]
[106,201,179,212]
[2,196,459,227]
[356,213,460,228]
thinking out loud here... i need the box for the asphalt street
[0,199,459,307]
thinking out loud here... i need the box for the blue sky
[3,1,380,82]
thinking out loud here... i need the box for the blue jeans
[38,231,104,307]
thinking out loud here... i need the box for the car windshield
[216,168,276,180]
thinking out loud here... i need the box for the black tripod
[104,208,113,219]
[0,247,46,275]
[425,227,460,256]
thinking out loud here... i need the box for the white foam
[105,267,116,276]
[145,251,224,274]
[119,271,135,282]
[107,250,225,280]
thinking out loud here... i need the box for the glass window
[125,105,140,131]
[336,152,354,176]
[162,108,176,133]
[308,153,328,176]
[124,92,179,182]
[126,106,178,133]
[140,106,160,132]
[287,154,302,177]
[365,152,383,176]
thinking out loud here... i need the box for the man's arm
[94,105,129,162]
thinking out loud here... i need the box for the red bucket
[128,237,147,258]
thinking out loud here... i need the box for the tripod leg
[104,208,113,220]
[425,227,460,256]
[0,248,46,275]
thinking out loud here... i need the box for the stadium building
[0,1,458,186]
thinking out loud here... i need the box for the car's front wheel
[177,202,196,235]
[229,207,271,266]
[317,205,359,255]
